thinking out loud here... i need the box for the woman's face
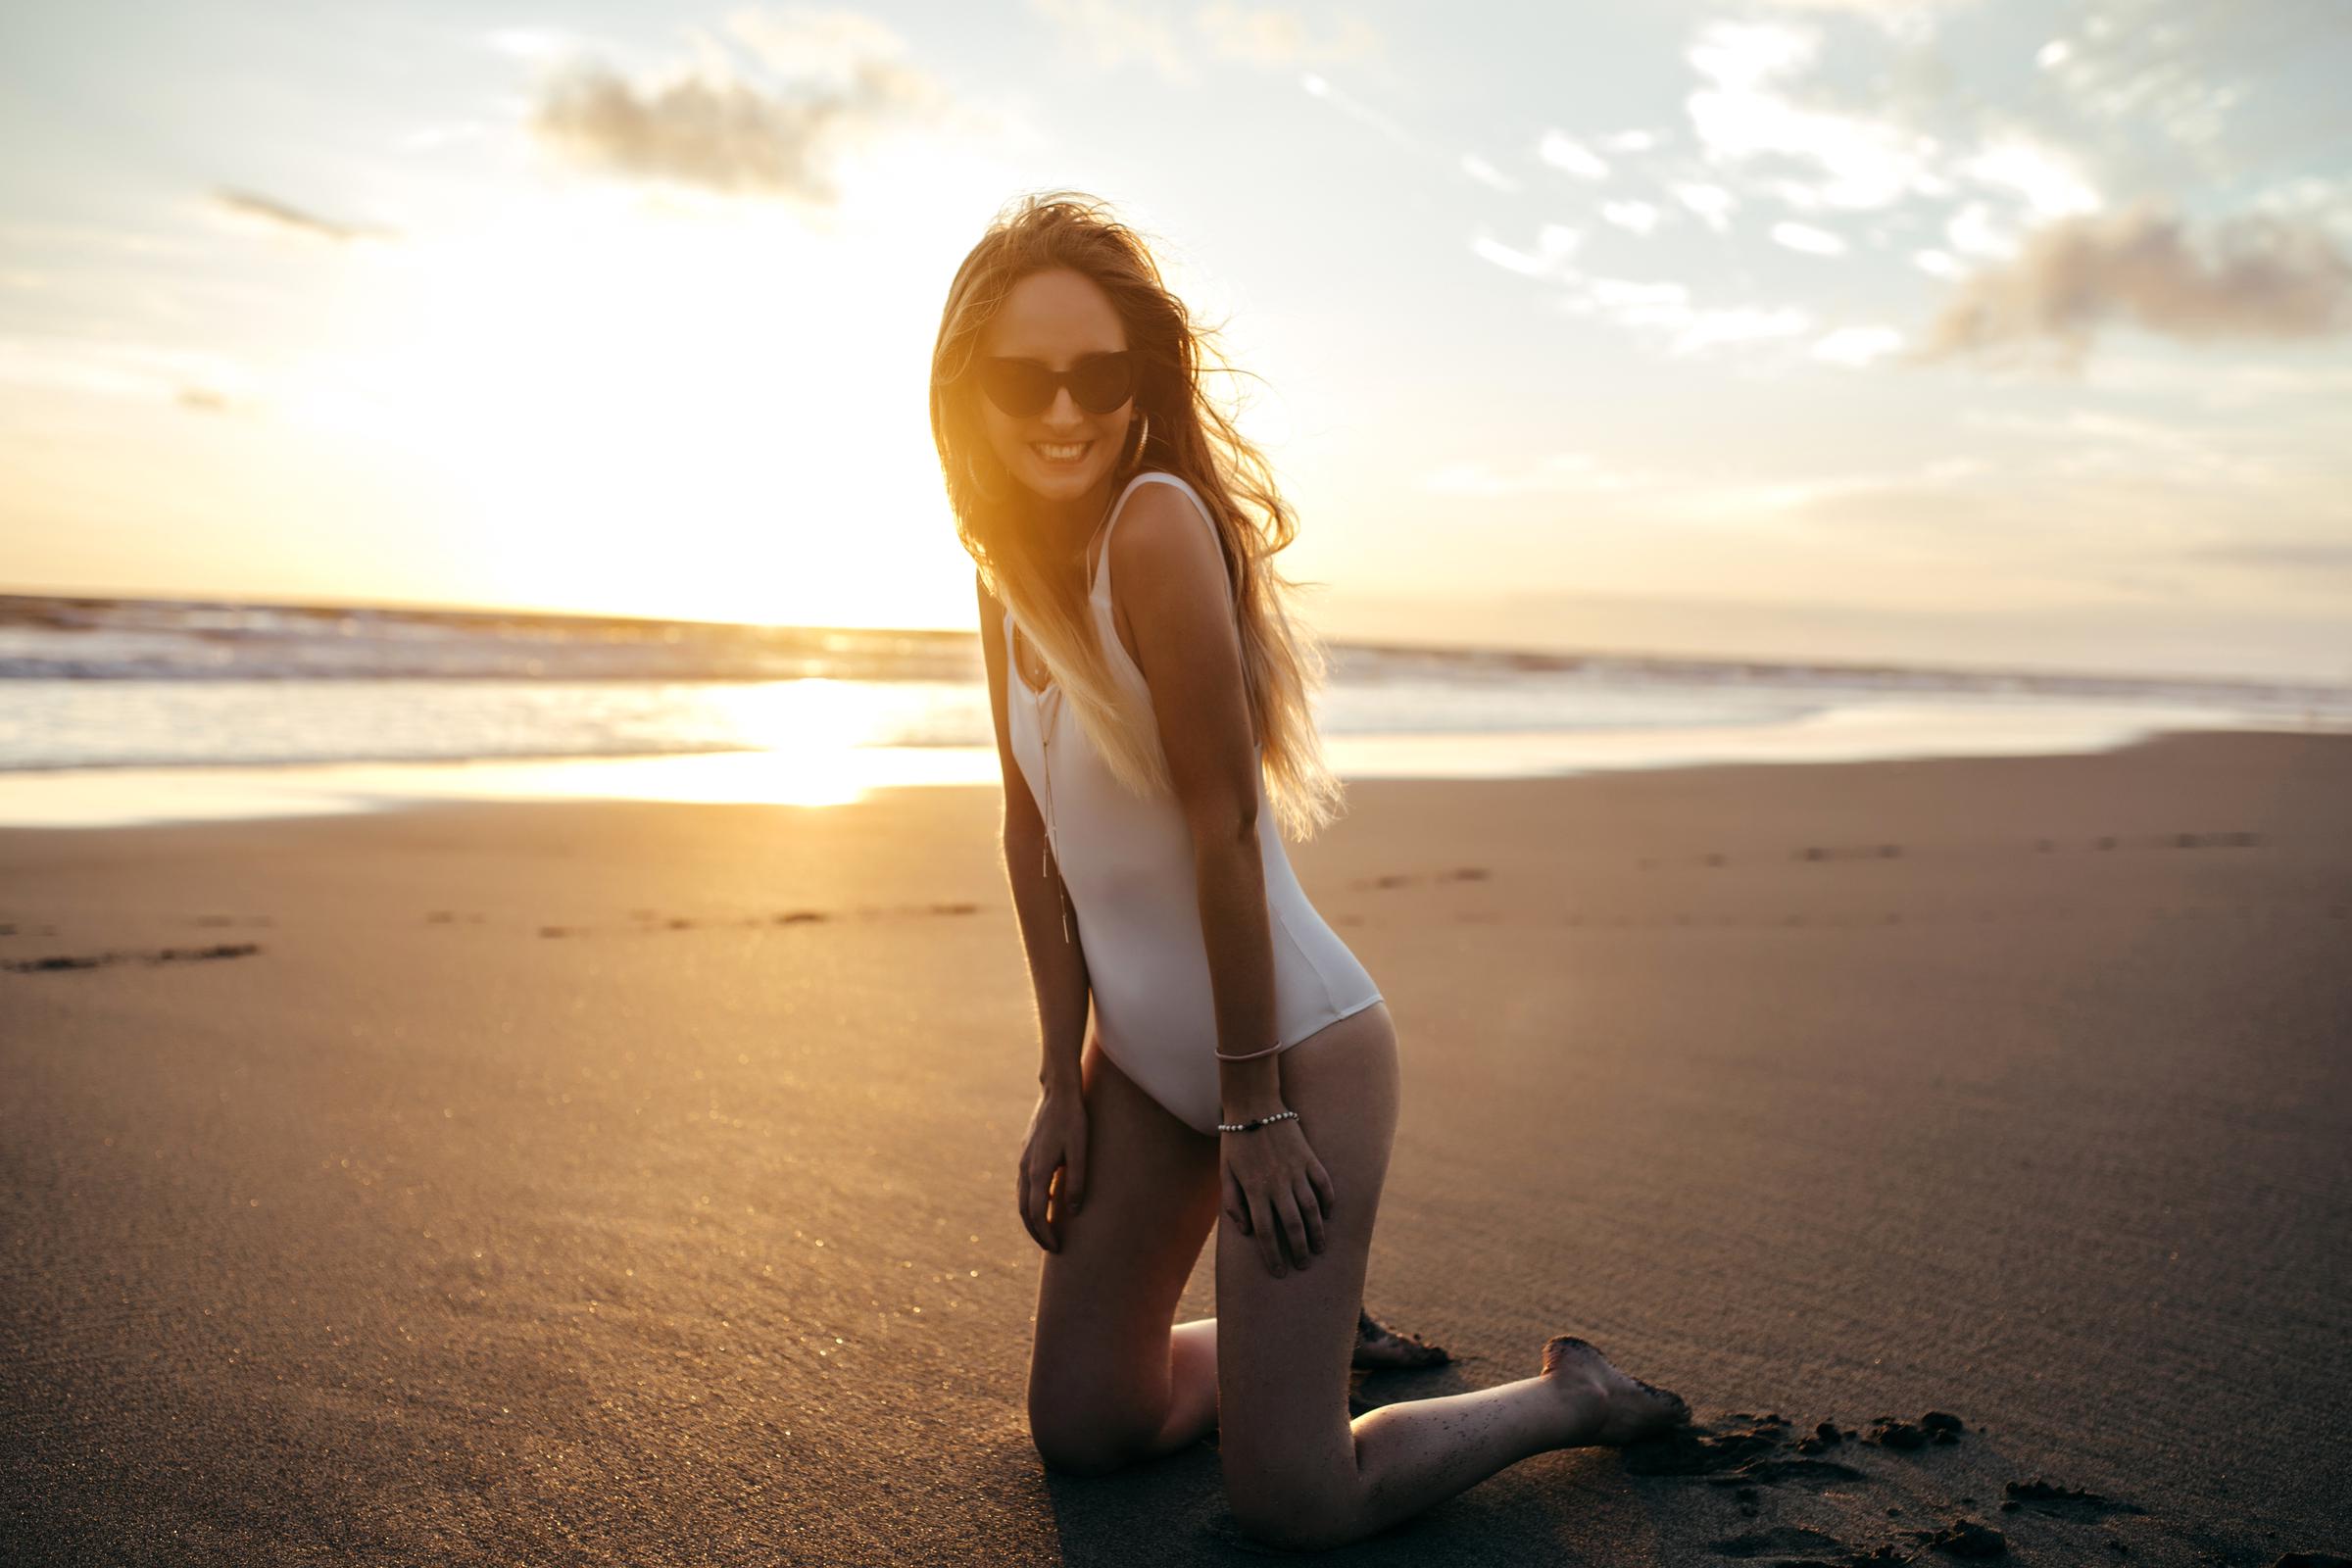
[974,267,1136,509]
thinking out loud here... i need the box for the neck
[1035,469,1125,564]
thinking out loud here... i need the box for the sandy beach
[4,728,2348,1565]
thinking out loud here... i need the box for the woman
[932,191,1690,1551]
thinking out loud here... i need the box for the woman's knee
[1225,1469,1354,1552]
[1027,1396,1156,1478]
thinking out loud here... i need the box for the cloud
[1669,181,1736,232]
[1655,304,1815,355]
[2034,0,2249,170]
[1468,224,1583,279]
[1601,201,1662,235]
[1546,272,1814,357]
[208,189,398,245]
[1772,220,1846,255]
[1913,200,2352,367]
[1683,22,1952,212]
[1945,201,2016,259]
[1460,154,1519,193]
[1474,214,1821,360]
[1301,73,1422,154]
[526,31,945,203]
[1811,325,1905,365]
[1537,131,1610,180]
[2249,173,2352,250]
[1954,138,2100,220]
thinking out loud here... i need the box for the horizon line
[2,584,2345,697]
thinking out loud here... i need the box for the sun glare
[276,139,1006,630]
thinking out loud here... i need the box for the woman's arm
[976,572,1093,1095]
[1106,489,1285,1122]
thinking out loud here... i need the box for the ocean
[3,592,2346,827]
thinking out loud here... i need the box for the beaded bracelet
[1216,1108,1299,1135]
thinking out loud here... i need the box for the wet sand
[4,729,2348,1565]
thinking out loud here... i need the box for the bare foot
[1353,1308,1450,1370]
[1539,1334,1691,1447]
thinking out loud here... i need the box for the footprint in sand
[5,943,262,973]
[1999,1477,2144,1519]
[1355,866,1493,891]
[530,903,981,938]
[1796,843,1905,862]
[1708,1523,1850,1558]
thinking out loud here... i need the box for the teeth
[1034,442,1090,461]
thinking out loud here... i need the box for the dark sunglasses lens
[1071,354,1134,413]
[978,361,1053,416]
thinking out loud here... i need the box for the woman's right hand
[1019,1085,1090,1253]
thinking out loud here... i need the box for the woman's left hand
[1219,1113,1335,1278]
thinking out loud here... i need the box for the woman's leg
[1026,1034,1225,1474]
[1213,1002,1688,1551]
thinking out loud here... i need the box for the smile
[1032,441,1092,464]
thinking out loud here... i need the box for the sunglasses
[974,351,1137,418]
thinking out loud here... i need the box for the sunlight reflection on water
[0,701,2338,828]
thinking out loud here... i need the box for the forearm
[1004,823,1092,1094]
[1193,819,1285,1120]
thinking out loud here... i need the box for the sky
[2,0,2348,682]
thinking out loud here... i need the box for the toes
[1542,1334,1594,1364]
[1636,1381,1691,1425]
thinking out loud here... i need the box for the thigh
[1214,1002,1401,1516]
[1028,1031,1222,1446]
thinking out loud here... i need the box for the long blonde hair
[931,189,1348,842]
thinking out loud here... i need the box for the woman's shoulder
[1106,471,1234,610]
[1130,466,1206,500]
[1118,469,1216,536]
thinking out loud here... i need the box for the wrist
[1217,1058,1285,1120]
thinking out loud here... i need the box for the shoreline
[1,712,2345,829]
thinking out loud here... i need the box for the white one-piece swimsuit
[1002,469,1385,1137]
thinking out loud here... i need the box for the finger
[1063,1139,1087,1218]
[1295,1179,1327,1256]
[1247,1188,1284,1276]
[1305,1156,1336,1219]
[1026,1161,1058,1252]
[1273,1191,1311,1270]
[1222,1161,1251,1234]
[1017,1162,1044,1251]
[1044,1162,1067,1250]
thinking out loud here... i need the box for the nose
[1043,385,1086,428]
